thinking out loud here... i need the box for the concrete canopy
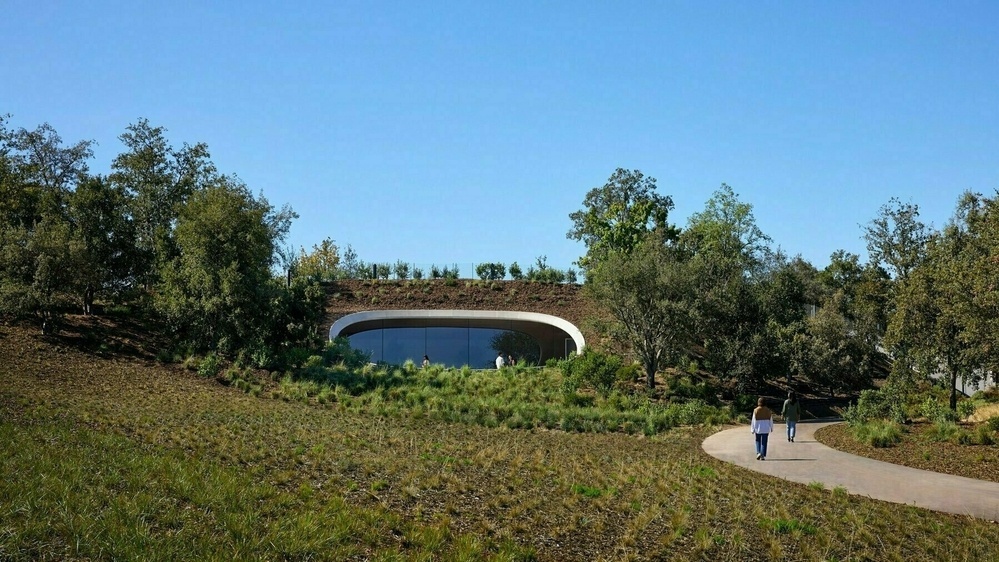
[329,309,585,362]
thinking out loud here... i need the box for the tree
[0,216,76,332]
[586,231,696,387]
[683,184,772,275]
[568,168,677,271]
[957,192,999,380]
[681,186,776,389]
[863,197,929,282]
[0,119,96,330]
[67,175,139,314]
[886,197,977,410]
[791,291,882,396]
[293,237,341,283]
[110,119,219,287]
[155,177,296,354]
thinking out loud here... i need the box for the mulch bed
[816,422,999,483]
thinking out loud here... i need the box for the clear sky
[3,2,997,272]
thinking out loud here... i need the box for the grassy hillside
[2,320,999,561]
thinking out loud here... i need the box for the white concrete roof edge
[329,309,585,352]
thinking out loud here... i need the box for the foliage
[392,260,410,280]
[587,231,696,387]
[323,337,372,370]
[197,352,222,378]
[956,399,977,420]
[850,420,904,448]
[843,389,895,427]
[475,262,506,280]
[561,348,623,395]
[154,178,296,355]
[292,237,340,283]
[863,197,929,282]
[508,261,524,280]
[568,168,677,272]
[919,397,959,423]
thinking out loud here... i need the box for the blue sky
[3,2,997,272]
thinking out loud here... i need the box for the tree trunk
[83,285,94,315]
[645,361,656,388]
[950,371,959,410]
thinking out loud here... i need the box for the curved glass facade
[348,327,542,368]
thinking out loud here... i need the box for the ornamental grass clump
[851,420,903,448]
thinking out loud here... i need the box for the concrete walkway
[702,420,999,520]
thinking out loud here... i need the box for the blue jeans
[787,420,797,440]
[755,433,769,457]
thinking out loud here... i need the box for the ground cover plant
[4,323,999,561]
[244,344,737,437]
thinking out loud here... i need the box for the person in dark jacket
[782,391,801,442]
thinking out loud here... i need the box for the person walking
[782,391,801,442]
[751,397,774,460]
[495,352,506,369]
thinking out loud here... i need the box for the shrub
[615,363,642,385]
[843,389,891,427]
[475,262,506,280]
[957,400,977,420]
[920,397,958,423]
[412,267,424,280]
[198,352,222,379]
[323,338,370,370]
[987,416,999,432]
[509,262,524,280]
[562,348,622,395]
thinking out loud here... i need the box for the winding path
[702,420,999,520]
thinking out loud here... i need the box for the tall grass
[263,361,736,435]
[850,420,904,448]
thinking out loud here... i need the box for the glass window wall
[347,326,542,368]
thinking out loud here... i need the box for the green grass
[851,420,904,448]
[0,416,526,561]
[262,360,735,436]
[4,327,999,560]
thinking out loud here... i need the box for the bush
[844,388,908,426]
[615,363,642,385]
[562,348,623,395]
[198,352,222,379]
[957,400,977,420]
[475,262,506,281]
[920,397,958,423]
[987,416,999,432]
[323,337,370,370]
[509,262,524,280]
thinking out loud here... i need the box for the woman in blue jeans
[751,397,774,460]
